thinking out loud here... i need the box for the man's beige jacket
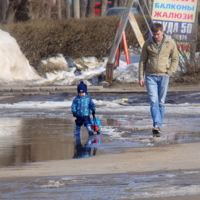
[139,35,179,81]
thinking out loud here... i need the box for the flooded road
[0,91,200,199]
[1,115,200,168]
[0,117,114,167]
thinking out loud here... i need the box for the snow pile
[114,64,138,83]
[33,55,141,86]
[113,55,140,83]
[74,56,104,71]
[33,52,184,86]
[33,56,107,86]
[34,67,77,85]
[39,54,69,71]
[0,29,41,83]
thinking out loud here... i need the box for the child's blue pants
[75,116,91,127]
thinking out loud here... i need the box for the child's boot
[86,125,94,136]
[74,126,81,135]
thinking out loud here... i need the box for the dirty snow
[0,28,186,85]
[0,99,199,115]
[0,29,41,83]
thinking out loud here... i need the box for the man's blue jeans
[145,75,169,128]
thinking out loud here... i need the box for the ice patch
[159,174,176,178]
[147,143,154,147]
[182,171,200,175]
[62,177,86,182]
[41,180,65,188]
[0,101,71,109]
[121,185,200,199]
[101,127,125,139]
[0,100,200,118]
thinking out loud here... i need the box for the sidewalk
[0,84,200,96]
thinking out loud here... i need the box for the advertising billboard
[152,0,198,57]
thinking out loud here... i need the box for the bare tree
[80,0,86,18]
[146,0,152,14]
[111,0,118,7]
[5,0,20,23]
[63,0,71,19]
[27,0,44,20]
[118,0,127,6]
[100,0,107,16]
[139,0,147,14]
[73,0,80,18]
[139,0,152,15]
[45,0,52,19]
[57,0,62,19]
[0,0,9,21]
[86,0,95,18]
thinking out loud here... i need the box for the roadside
[0,82,200,97]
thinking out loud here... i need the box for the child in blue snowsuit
[71,81,96,136]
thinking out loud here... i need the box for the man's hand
[165,74,169,77]
[139,79,145,87]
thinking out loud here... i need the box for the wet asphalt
[0,91,200,199]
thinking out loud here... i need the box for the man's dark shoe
[152,125,161,135]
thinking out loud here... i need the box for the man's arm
[138,41,148,86]
[167,40,179,76]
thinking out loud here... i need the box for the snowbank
[0,29,41,83]
[33,55,141,86]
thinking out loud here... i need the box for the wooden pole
[105,0,135,83]
[106,63,115,83]
[115,45,120,67]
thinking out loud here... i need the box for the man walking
[139,22,179,134]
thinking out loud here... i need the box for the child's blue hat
[77,81,87,93]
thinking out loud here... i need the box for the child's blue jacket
[71,93,95,116]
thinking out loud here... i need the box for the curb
[0,85,200,96]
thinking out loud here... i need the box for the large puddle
[0,117,114,167]
[0,91,200,166]
[1,115,200,167]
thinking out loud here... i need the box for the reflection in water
[0,117,107,167]
[106,118,131,127]
[0,118,75,167]
[163,132,200,141]
[73,135,101,159]
[0,118,23,167]
[1,115,200,167]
